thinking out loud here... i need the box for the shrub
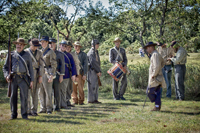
[0,61,7,86]
[100,59,200,100]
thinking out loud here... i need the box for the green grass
[0,87,200,133]
[101,53,149,65]
[101,53,200,65]
[0,53,199,132]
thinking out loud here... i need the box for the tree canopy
[0,0,199,53]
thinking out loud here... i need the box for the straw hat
[113,37,122,43]
[73,41,82,48]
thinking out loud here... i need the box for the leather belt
[14,72,26,75]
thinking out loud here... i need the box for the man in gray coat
[167,41,187,101]
[49,38,65,111]
[109,37,128,100]
[3,38,34,120]
[87,39,101,104]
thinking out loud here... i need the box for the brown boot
[151,107,160,111]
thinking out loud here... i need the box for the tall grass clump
[0,61,6,86]
[184,64,200,100]
[100,59,200,100]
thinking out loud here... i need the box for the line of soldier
[3,36,101,120]
[3,36,187,120]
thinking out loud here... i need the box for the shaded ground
[0,87,199,133]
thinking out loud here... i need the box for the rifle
[92,37,102,86]
[7,33,11,97]
[57,30,59,50]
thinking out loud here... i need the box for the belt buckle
[17,72,21,75]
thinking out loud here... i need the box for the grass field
[0,53,199,133]
[101,53,200,65]
[0,88,200,133]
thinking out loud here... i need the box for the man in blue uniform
[59,40,77,108]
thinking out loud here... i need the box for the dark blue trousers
[146,85,161,106]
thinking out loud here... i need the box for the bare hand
[97,72,102,77]
[71,75,76,82]
[48,75,53,83]
[38,76,42,84]
[59,75,63,83]
[82,75,86,80]
[30,81,33,89]
[6,75,10,82]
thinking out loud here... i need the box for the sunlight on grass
[0,53,200,132]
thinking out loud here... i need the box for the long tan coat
[148,50,166,88]
[41,46,57,76]
[157,46,174,65]
[25,48,44,114]
[70,52,80,75]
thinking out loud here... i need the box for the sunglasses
[61,44,68,48]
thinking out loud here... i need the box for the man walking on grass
[144,42,166,111]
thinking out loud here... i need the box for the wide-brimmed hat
[157,42,166,47]
[13,38,28,45]
[49,38,57,43]
[30,38,40,47]
[113,37,122,43]
[143,42,157,49]
[91,39,99,46]
[73,41,82,48]
[40,36,49,42]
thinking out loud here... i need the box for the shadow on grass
[28,116,85,124]
[160,110,200,115]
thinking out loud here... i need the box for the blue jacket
[62,51,77,79]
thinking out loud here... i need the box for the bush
[99,60,149,92]
[0,61,7,86]
[184,65,200,100]
[99,59,200,100]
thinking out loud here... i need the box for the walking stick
[142,87,149,111]
[142,94,148,111]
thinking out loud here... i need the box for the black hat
[49,38,57,43]
[170,41,177,47]
[40,36,49,42]
[91,39,99,46]
[157,42,165,46]
[30,38,40,47]
[143,42,157,49]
